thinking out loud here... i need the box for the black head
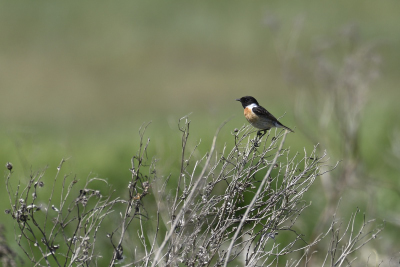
[236,96,259,108]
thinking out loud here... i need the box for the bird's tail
[283,125,294,133]
[278,123,294,133]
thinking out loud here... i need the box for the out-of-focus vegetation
[1,0,400,265]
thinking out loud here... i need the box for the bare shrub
[4,117,383,266]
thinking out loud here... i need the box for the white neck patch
[246,103,258,109]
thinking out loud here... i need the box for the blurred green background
[1,0,400,265]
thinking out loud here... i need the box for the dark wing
[252,106,279,122]
[253,105,294,132]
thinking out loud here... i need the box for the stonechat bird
[236,96,294,134]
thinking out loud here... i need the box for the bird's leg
[257,129,267,138]
[254,129,267,146]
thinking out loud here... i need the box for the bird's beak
[235,98,241,101]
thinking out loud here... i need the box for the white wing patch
[245,103,259,109]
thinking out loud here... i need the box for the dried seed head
[6,162,13,171]
[115,245,124,260]
[51,205,59,212]
[26,205,37,211]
